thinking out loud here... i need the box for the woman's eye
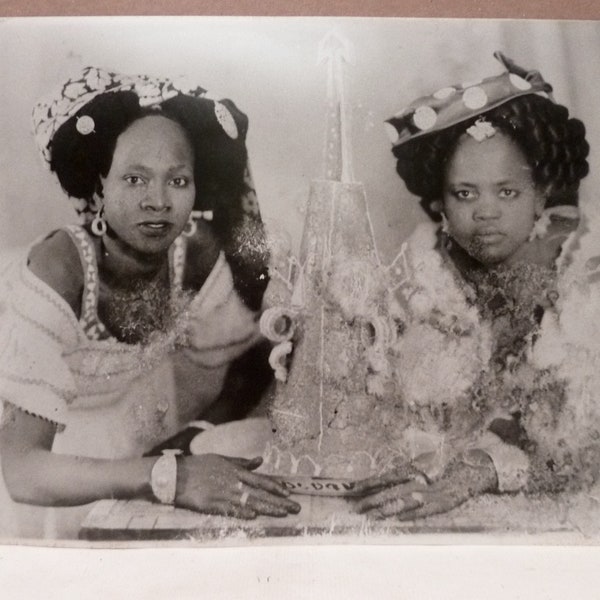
[124,175,144,185]
[499,188,518,199]
[452,189,475,200]
[169,177,189,188]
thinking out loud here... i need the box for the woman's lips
[138,221,173,236]
[473,230,505,244]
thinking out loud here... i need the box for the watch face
[151,453,178,504]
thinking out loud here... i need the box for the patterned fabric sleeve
[0,253,80,427]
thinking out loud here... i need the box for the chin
[129,236,176,258]
[464,240,510,267]
[475,249,513,266]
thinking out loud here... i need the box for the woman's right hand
[175,454,301,519]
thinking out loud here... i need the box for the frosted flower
[269,341,293,383]
[324,258,379,320]
[408,290,435,317]
[395,323,483,408]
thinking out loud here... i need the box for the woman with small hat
[353,53,600,521]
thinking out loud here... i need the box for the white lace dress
[0,225,262,539]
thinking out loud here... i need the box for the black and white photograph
[1,16,600,549]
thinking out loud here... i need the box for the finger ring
[411,492,424,503]
[236,481,244,490]
[411,474,429,486]
[392,498,405,511]
[240,490,250,507]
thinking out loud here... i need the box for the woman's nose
[473,194,501,220]
[142,183,170,211]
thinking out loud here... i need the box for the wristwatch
[150,449,182,505]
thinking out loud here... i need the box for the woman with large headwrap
[0,67,299,538]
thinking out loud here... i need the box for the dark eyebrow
[494,180,520,187]
[125,164,151,173]
[447,181,476,187]
[166,164,193,173]
[122,164,192,173]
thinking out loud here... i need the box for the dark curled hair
[49,91,268,310]
[393,95,590,221]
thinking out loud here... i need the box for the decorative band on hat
[384,52,554,148]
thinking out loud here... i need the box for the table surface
[79,490,600,543]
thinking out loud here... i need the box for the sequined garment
[0,225,262,537]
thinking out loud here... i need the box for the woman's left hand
[352,449,498,520]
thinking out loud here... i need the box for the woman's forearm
[0,405,300,517]
[3,446,156,506]
[0,403,158,506]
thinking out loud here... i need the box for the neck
[97,233,169,286]
[439,232,486,279]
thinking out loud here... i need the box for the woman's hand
[175,454,301,519]
[352,449,498,520]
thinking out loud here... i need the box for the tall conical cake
[261,32,407,479]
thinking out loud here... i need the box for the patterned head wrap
[33,66,238,165]
[385,52,555,148]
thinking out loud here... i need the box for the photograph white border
[2,8,600,597]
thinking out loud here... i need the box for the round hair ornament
[75,115,95,135]
[214,101,238,139]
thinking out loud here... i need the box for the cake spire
[318,29,355,183]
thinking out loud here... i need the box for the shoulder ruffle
[0,249,80,425]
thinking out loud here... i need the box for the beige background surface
[3,18,600,265]
[1,4,600,599]
[0,0,599,18]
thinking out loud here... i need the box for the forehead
[445,132,531,182]
[112,115,193,165]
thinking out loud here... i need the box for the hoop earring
[183,216,197,238]
[91,207,107,237]
[183,210,214,238]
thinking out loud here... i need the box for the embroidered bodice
[65,225,188,342]
[0,226,262,459]
[386,218,600,493]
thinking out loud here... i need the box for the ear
[534,188,547,218]
[428,198,445,222]
[91,178,105,210]
[91,190,104,213]
[430,199,443,213]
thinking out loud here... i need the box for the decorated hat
[385,52,554,148]
[32,66,240,166]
